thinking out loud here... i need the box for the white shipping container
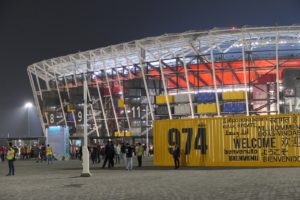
[174,103,192,115]
[174,94,194,103]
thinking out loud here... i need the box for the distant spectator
[121,143,127,167]
[6,142,15,176]
[1,146,7,162]
[126,143,133,171]
[136,143,144,167]
[115,143,121,164]
[46,144,53,165]
[102,141,112,168]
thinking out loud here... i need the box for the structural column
[81,77,91,177]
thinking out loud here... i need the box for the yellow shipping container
[196,103,217,113]
[222,91,245,100]
[155,95,174,105]
[118,99,125,108]
[154,114,300,167]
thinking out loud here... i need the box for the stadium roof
[28,25,300,80]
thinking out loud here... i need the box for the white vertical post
[43,63,50,90]
[275,32,280,114]
[83,72,99,136]
[241,34,250,116]
[138,47,155,121]
[182,56,194,118]
[209,38,220,117]
[53,70,68,126]
[45,128,48,145]
[63,75,77,127]
[146,105,149,156]
[114,67,131,130]
[159,59,172,119]
[34,65,43,101]
[81,78,91,177]
[104,67,120,134]
[27,70,46,136]
[95,74,110,136]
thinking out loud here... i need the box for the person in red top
[1,146,7,162]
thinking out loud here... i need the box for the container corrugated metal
[130,127,141,136]
[118,99,125,108]
[155,95,174,105]
[154,114,300,167]
[174,94,194,103]
[174,103,192,115]
[196,103,217,113]
[222,91,245,101]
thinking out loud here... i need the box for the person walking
[173,144,180,169]
[136,143,144,167]
[6,142,15,176]
[91,146,97,165]
[108,142,115,168]
[126,143,133,171]
[40,144,46,163]
[1,146,6,162]
[96,144,101,163]
[46,144,53,165]
[33,144,40,163]
[121,142,127,166]
[115,143,121,165]
[102,141,111,168]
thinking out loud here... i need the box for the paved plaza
[0,158,300,200]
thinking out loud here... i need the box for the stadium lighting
[25,102,33,108]
[24,102,33,138]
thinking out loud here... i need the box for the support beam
[210,45,221,117]
[176,57,209,86]
[27,70,46,136]
[160,60,197,87]
[275,32,280,114]
[241,34,250,116]
[104,64,120,134]
[81,78,91,177]
[159,59,173,119]
[147,62,178,87]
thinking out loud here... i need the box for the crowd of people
[81,141,147,170]
[0,144,54,165]
[2,140,181,176]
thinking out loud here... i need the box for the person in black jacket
[102,141,111,168]
[173,144,180,169]
[108,142,115,168]
[121,143,127,166]
[126,143,133,170]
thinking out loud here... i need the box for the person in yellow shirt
[136,143,144,167]
[6,142,15,176]
[46,144,53,165]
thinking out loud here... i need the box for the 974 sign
[167,127,207,155]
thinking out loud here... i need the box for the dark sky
[0,0,300,137]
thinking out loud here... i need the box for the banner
[154,114,300,166]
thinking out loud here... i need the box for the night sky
[0,0,300,137]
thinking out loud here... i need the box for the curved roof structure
[28,25,300,80]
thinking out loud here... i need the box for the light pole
[24,102,33,138]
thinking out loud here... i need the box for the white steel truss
[27,25,300,137]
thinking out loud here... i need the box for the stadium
[27,25,300,164]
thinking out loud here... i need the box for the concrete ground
[0,157,300,200]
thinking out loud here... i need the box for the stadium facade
[27,25,300,143]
